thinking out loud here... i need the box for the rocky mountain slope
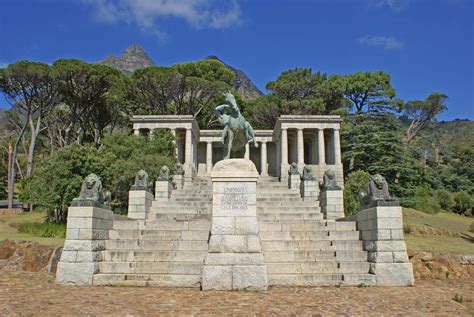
[206,55,262,100]
[98,44,155,75]
[98,44,262,100]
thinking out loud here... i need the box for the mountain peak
[99,44,155,75]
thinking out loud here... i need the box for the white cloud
[369,0,409,12]
[358,35,404,50]
[82,0,242,39]
[0,62,9,69]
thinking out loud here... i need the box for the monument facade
[56,94,413,288]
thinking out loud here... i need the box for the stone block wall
[343,206,414,286]
[128,190,153,220]
[56,206,113,285]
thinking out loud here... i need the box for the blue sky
[0,0,473,120]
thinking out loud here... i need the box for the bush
[413,185,440,214]
[453,191,473,216]
[435,189,455,211]
[20,131,176,223]
[343,170,371,216]
[17,221,66,238]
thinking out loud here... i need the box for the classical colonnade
[131,115,343,184]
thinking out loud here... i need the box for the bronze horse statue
[214,92,258,159]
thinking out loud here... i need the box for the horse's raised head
[223,92,237,109]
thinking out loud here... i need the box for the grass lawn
[403,208,473,255]
[0,212,64,246]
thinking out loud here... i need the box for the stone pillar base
[342,205,414,286]
[320,189,344,220]
[301,179,318,201]
[155,180,172,201]
[56,206,112,285]
[288,174,301,190]
[203,159,268,291]
[128,190,153,219]
[173,174,184,190]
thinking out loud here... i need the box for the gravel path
[0,272,472,316]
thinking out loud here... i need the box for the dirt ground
[0,272,472,316]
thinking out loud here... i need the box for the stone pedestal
[155,180,172,201]
[56,206,113,285]
[128,190,153,220]
[343,205,414,286]
[301,179,318,201]
[202,159,268,291]
[320,189,344,220]
[288,174,301,191]
[173,174,184,190]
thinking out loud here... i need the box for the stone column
[202,159,267,291]
[280,128,288,181]
[276,139,281,178]
[244,142,250,160]
[260,141,268,176]
[333,128,341,165]
[133,128,140,136]
[297,128,304,168]
[185,128,192,176]
[318,128,325,165]
[170,128,178,158]
[281,128,288,165]
[56,206,113,285]
[206,141,213,174]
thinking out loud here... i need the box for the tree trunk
[26,114,42,177]
[6,137,13,208]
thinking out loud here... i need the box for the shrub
[453,191,474,216]
[435,189,455,211]
[403,224,413,234]
[17,221,66,238]
[413,186,440,214]
[343,170,371,216]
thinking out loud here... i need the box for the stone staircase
[257,176,375,286]
[93,177,212,287]
[93,176,375,287]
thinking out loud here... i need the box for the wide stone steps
[261,240,363,251]
[105,240,208,251]
[152,213,211,221]
[257,207,321,213]
[109,229,209,241]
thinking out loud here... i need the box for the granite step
[266,262,370,274]
[259,230,360,241]
[258,221,356,232]
[105,240,208,251]
[263,250,368,262]
[258,213,324,221]
[99,261,204,274]
[102,250,207,262]
[267,273,376,286]
[93,273,201,288]
[261,240,363,251]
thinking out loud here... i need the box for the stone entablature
[131,114,343,186]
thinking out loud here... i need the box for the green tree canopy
[342,72,400,113]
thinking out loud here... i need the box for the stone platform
[57,162,413,288]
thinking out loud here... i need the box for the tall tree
[404,92,448,144]
[52,59,123,145]
[342,72,400,113]
[0,61,58,208]
[266,68,327,115]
